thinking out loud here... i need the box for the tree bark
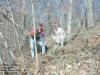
[31,0,39,73]
[67,0,72,39]
[86,0,95,28]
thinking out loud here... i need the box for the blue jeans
[30,36,46,58]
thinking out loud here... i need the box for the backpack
[36,30,41,40]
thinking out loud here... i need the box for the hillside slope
[1,24,99,75]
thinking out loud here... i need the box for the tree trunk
[31,0,39,73]
[67,0,72,39]
[86,0,95,28]
[81,0,89,48]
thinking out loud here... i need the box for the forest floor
[1,24,99,75]
[18,24,100,75]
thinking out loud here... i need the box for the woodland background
[0,0,100,75]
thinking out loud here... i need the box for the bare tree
[6,0,30,75]
[80,0,89,48]
[86,0,95,28]
[67,0,73,39]
[31,0,39,73]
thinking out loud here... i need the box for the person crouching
[30,24,46,58]
[52,24,65,47]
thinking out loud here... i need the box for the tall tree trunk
[57,0,62,27]
[81,0,89,48]
[31,0,39,73]
[67,0,72,39]
[86,0,95,28]
[22,0,26,28]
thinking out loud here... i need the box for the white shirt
[54,27,65,35]
[53,27,65,45]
